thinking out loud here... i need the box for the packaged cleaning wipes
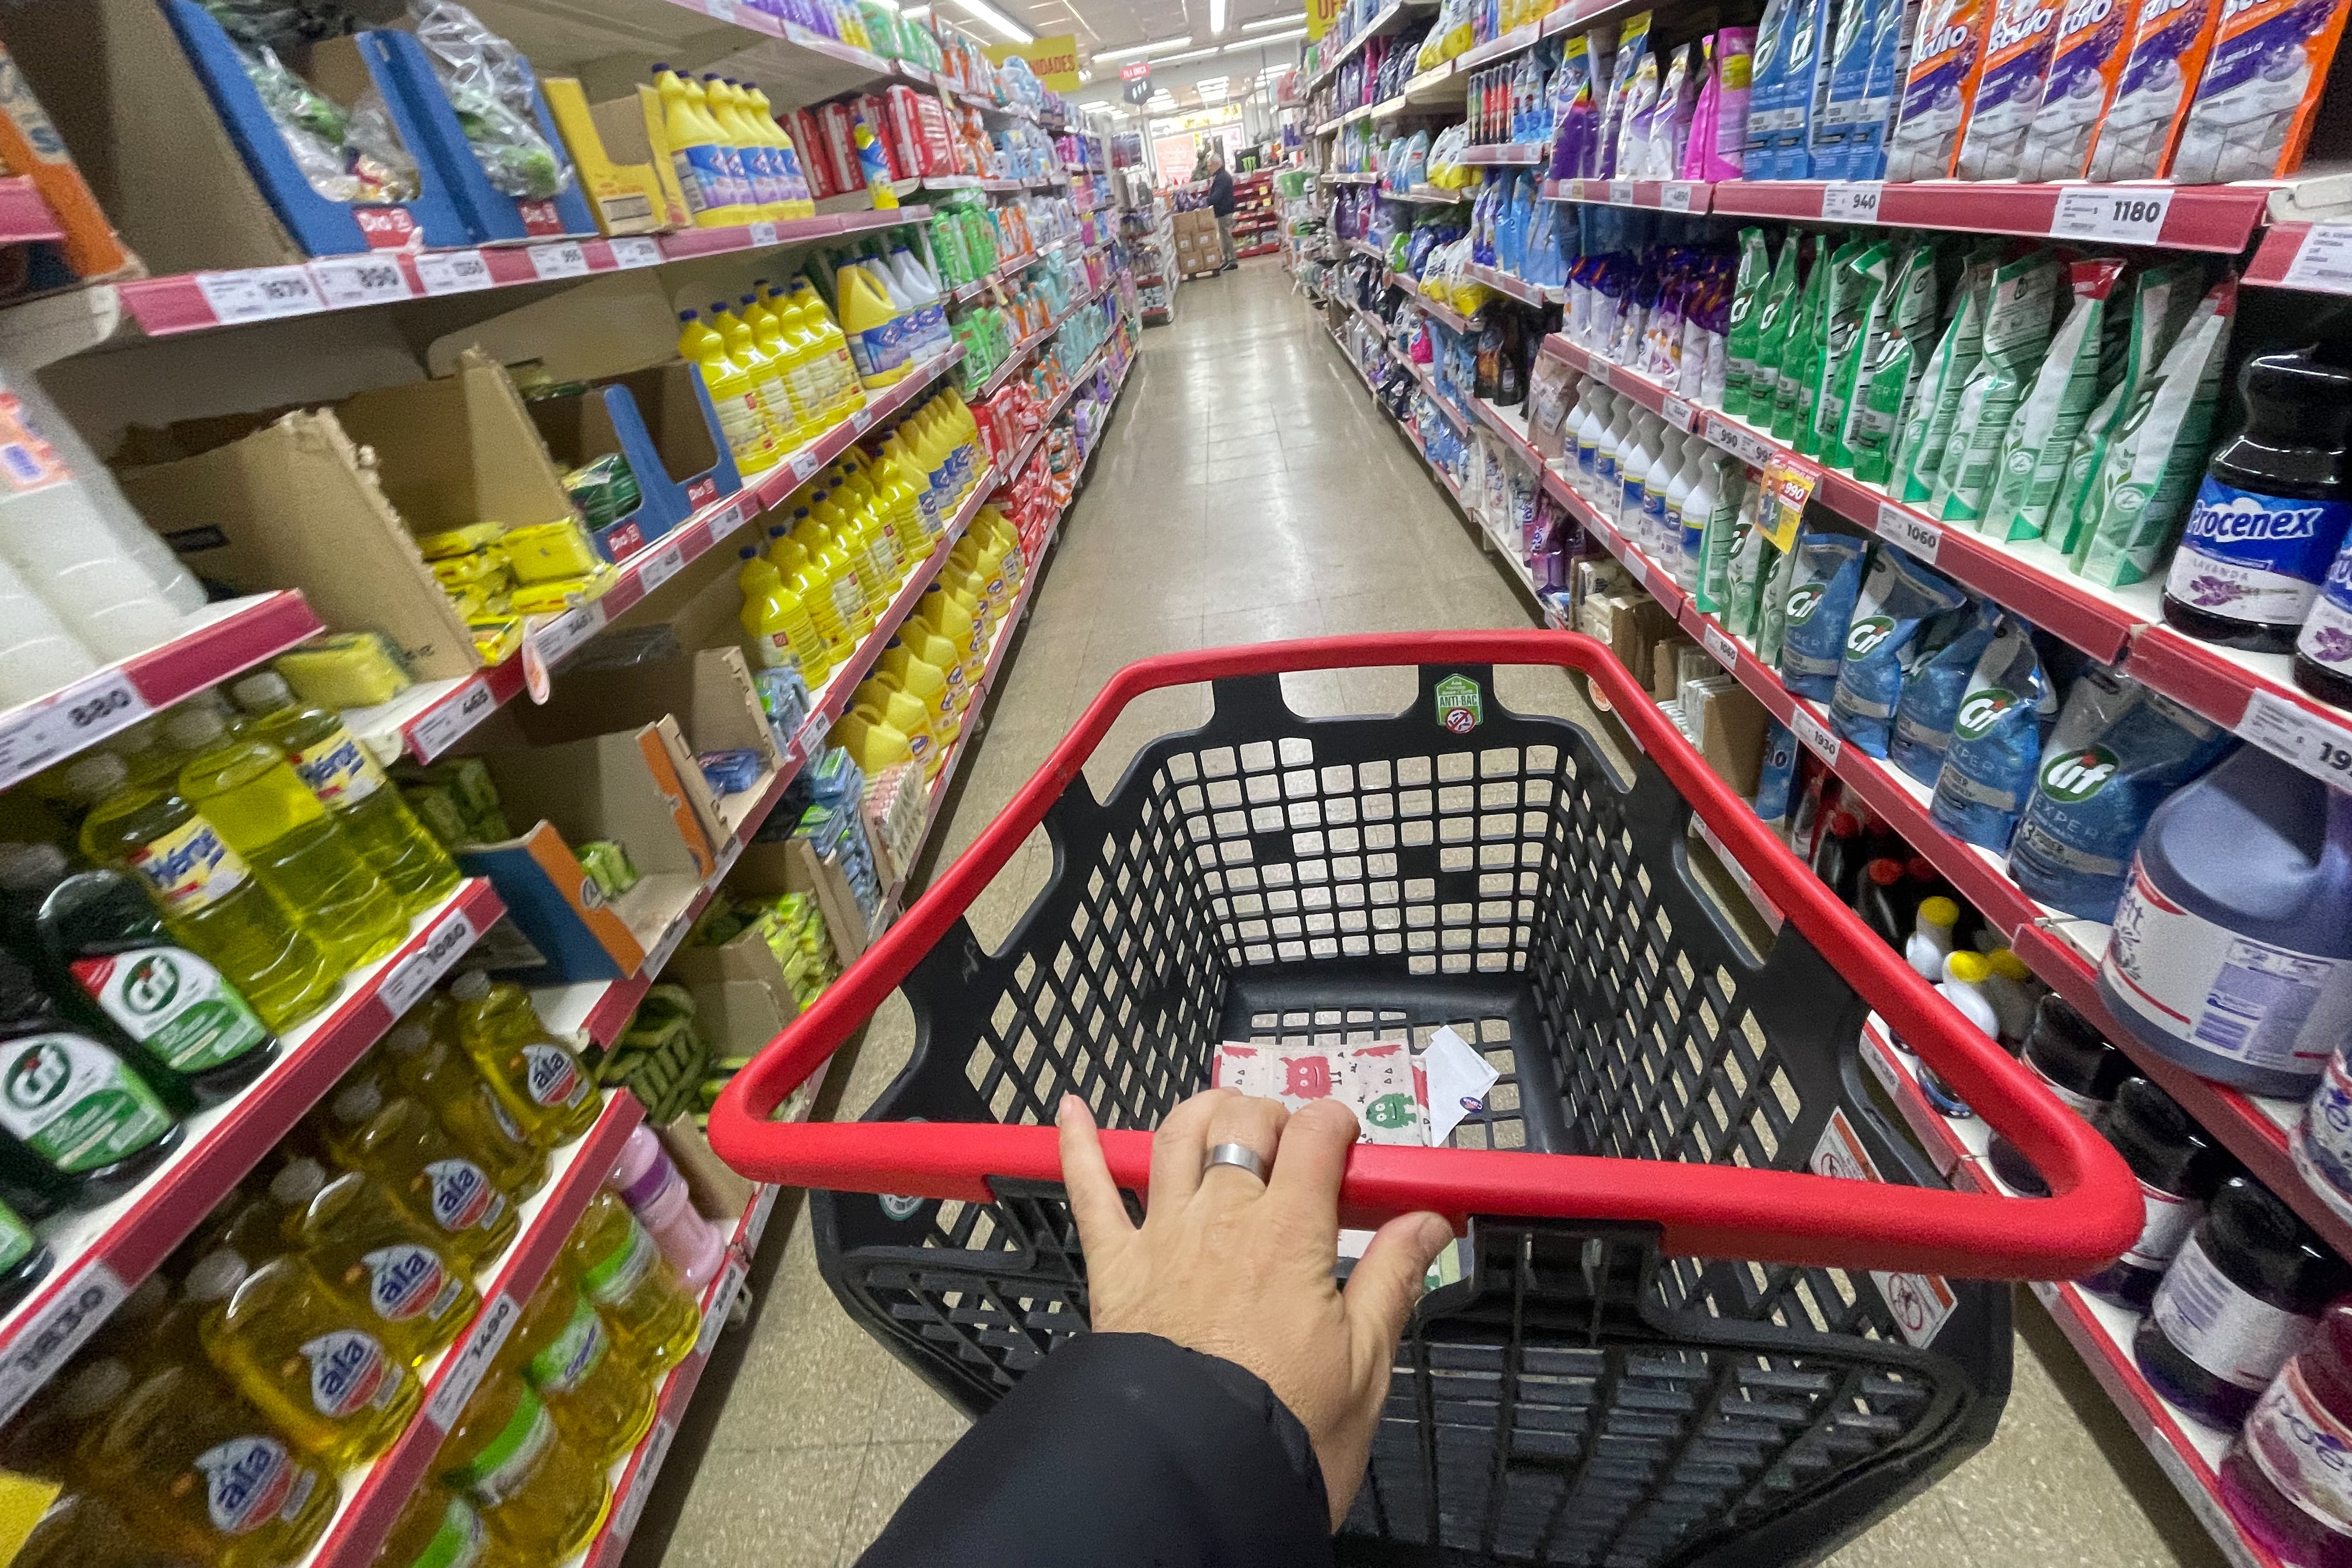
[2008,670,2235,919]
[1954,0,2066,175]
[1934,250,2061,523]
[1892,249,1998,502]
[1930,612,2054,851]
[2021,0,2137,177]
[1811,241,1894,464]
[1779,530,1871,699]
[2170,0,2352,181]
[2085,0,2221,180]
[1839,242,1941,482]
[2073,278,2235,587]
[1891,601,2001,783]
[1986,258,2126,541]
[1885,0,1996,178]
[1831,548,1970,754]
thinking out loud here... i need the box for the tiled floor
[652,260,2229,1568]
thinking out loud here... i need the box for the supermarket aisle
[649,261,2222,1568]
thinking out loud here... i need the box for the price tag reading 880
[308,256,415,309]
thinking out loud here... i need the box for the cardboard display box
[542,79,685,236]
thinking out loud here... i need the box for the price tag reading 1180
[2051,186,2174,246]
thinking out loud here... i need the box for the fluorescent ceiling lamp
[944,0,1034,40]
[1077,98,1112,108]
[1227,25,1304,47]
[902,4,931,13]
[1241,13,1300,27]
[1196,73,1230,86]
[1210,0,1227,32]
[1093,35,1197,61]
[1157,44,1224,62]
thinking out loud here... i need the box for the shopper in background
[857,1087,1454,1566]
[1207,155,1237,272]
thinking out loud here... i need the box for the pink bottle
[2221,1298,2352,1566]
[607,1125,726,1289]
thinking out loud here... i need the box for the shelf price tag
[705,0,737,18]
[1621,548,1647,589]
[1703,624,1738,668]
[1875,499,1942,563]
[408,677,495,762]
[415,249,493,295]
[2283,223,2352,295]
[528,242,591,281]
[308,255,415,309]
[196,266,325,324]
[0,670,149,789]
[2050,186,2174,246]
[1661,182,1693,213]
[1792,706,1841,764]
[2236,688,2352,789]
[611,1419,678,1548]
[1586,358,1611,390]
[1702,412,1772,470]
[380,905,478,1019]
[748,219,779,247]
[1660,394,1693,430]
[1821,181,1883,223]
[424,1288,517,1430]
[743,1185,781,1254]
[0,1259,127,1427]
[699,1258,748,1357]
[636,540,688,595]
[609,236,664,269]
[1608,180,1633,206]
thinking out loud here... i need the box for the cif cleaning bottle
[680,309,780,475]
[380,1016,549,1199]
[183,1246,423,1466]
[320,1081,521,1266]
[562,1189,700,1373]
[497,1268,657,1465]
[230,673,460,917]
[438,1373,610,1560]
[0,947,178,1208]
[0,847,278,1106]
[276,1158,482,1366]
[374,1485,522,1568]
[164,708,405,972]
[444,972,600,1147]
[79,1362,337,1568]
[68,753,338,1031]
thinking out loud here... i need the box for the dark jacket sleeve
[1210,173,1236,214]
[857,1332,1336,1567]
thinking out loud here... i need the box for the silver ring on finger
[1203,1141,1268,1183]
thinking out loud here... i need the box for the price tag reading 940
[528,242,591,281]
[2237,688,2352,789]
[1821,181,1883,223]
[1875,499,1943,563]
[308,256,415,309]
[1703,624,1738,668]
[415,250,494,295]
[197,266,325,324]
[2051,186,2174,246]
[1793,706,1841,764]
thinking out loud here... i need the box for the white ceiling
[1019,0,1303,57]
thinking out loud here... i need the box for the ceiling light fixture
[1209,0,1227,33]
[1241,13,1300,27]
[945,0,1034,41]
[1091,35,1198,62]
[1155,44,1224,62]
[1225,24,1304,47]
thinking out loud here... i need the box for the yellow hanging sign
[985,35,1083,92]
[1305,0,1343,41]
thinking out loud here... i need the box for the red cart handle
[709,632,2141,1281]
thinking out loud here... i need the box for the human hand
[1055,1088,1454,1529]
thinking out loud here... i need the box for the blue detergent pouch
[2008,673,2235,921]
[1849,0,1920,178]
[1816,0,1880,179]
[1830,546,1968,755]
[1930,613,2055,852]
[1777,530,1870,700]
[1776,0,1839,177]
[1890,601,1998,785]
[1754,719,1800,825]
[1746,0,1796,176]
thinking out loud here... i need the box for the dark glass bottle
[1811,810,1867,907]
[1986,997,2131,1196]
[2162,346,2352,653]
[1854,858,1916,950]
[2080,1077,2236,1310]
[2135,1175,2352,1430]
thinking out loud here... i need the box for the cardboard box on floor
[1687,679,1769,796]
[456,719,717,984]
[114,352,579,681]
[512,647,782,852]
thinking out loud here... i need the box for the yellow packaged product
[430,548,512,592]
[510,565,618,615]
[413,521,506,560]
[468,615,524,663]
[502,519,604,583]
[275,634,414,708]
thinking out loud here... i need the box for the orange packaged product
[0,43,136,281]
[2085,0,2223,179]
[2167,0,2351,181]
[2020,0,2139,177]
[1883,0,1997,180]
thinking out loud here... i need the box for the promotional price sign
[985,34,1082,90]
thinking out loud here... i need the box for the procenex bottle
[2221,1300,2352,1567]
[438,1373,611,1560]
[0,946,178,1207]
[496,1267,657,1465]
[2079,1076,2235,1310]
[68,752,337,1032]
[230,672,460,917]
[163,706,406,973]
[2134,1175,2351,1430]
[563,1189,701,1374]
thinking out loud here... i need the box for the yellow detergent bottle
[445,971,602,1149]
[737,548,830,681]
[831,705,916,775]
[230,673,459,918]
[163,708,405,972]
[855,677,937,772]
[80,1362,337,1568]
[779,281,863,412]
[322,1080,522,1267]
[918,587,987,685]
[710,299,802,449]
[68,754,338,1032]
[497,1268,657,1465]
[680,308,779,475]
[871,443,929,554]
[898,612,971,713]
[834,261,904,390]
[437,1373,610,1561]
[375,1485,523,1568]
[951,534,1008,611]
[775,524,851,663]
[801,510,875,638]
[562,1191,700,1373]
[653,64,749,225]
[745,85,816,218]
[380,1014,550,1199]
[746,291,830,442]
[702,78,779,218]
[184,1246,422,1466]
[880,642,958,744]
[851,503,901,617]
[277,1158,482,1367]
[682,73,755,220]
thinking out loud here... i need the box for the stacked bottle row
[677,282,869,481]
[827,244,957,391]
[652,66,818,227]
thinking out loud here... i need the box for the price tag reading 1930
[1793,706,1841,765]
[2237,688,2352,789]
[2051,186,2174,246]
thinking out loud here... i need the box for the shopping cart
[710,632,2140,1567]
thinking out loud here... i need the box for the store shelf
[1464,259,1553,306]
[0,178,63,244]
[2246,221,2352,295]
[355,346,968,766]
[1854,1016,2281,1568]
[1455,19,1545,72]
[1324,170,1382,184]
[1542,176,1710,214]
[1389,184,1468,205]
[1707,178,2269,253]
[1401,60,1458,104]
[0,590,322,793]
[1308,0,1439,90]
[297,1089,646,1568]
[2121,625,2352,792]
[0,877,502,1428]
[1458,144,1548,166]
[989,345,1110,489]
[974,284,1107,400]
[1395,274,1469,332]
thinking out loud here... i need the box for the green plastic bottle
[229,673,460,918]
[0,946,177,1208]
[67,752,339,1032]
[163,708,406,972]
